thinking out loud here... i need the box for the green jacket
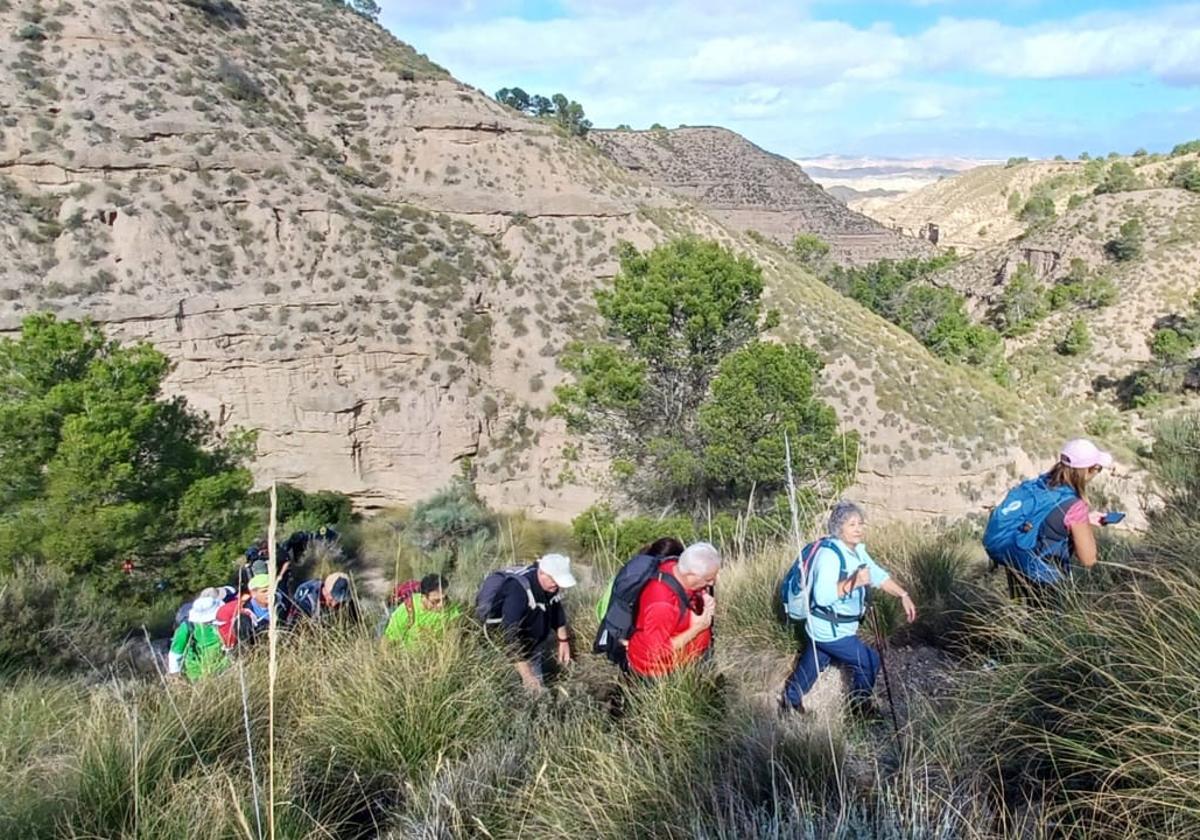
[168,621,228,681]
[383,593,459,647]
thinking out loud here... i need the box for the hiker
[168,591,229,681]
[173,584,236,630]
[235,542,293,595]
[477,554,576,694]
[780,501,916,716]
[984,438,1116,602]
[216,573,283,647]
[612,541,721,678]
[288,571,359,625]
[595,537,685,622]
[282,530,312,567]
[383,573,459,646]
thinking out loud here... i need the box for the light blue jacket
[808,539,890,643]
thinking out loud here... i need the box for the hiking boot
[849,699,884,721]
[777,694,806,717]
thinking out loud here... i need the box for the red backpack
[215,598,254,648]
[389,579,421,606]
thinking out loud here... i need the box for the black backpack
[474,565,546,626]
[593,554,689,669]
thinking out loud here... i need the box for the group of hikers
[168,527,356,680]
[169,437,1121,719]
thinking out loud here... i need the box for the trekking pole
[871,607,901,736]
[783,433,844,792]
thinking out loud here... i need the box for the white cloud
[387,1,1200,155]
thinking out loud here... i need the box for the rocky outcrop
[592,128,933,266]
[996,247,1061,284]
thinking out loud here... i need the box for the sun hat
[1060,438,1114,469]
[188,596,222,624]
[248,573,272,590]
[537,553,576,588]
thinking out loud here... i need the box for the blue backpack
[983,475,1079,584]
[779,538,866,626]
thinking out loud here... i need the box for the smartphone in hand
[1102,511,1126,525]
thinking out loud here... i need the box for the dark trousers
[782,634,880,708]
[1005,569,1064,609]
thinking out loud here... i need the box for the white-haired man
[626,541,720,677]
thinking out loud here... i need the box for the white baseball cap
[1060,438,1114,470]
[537,553,576,588]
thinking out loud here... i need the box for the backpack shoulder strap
[821,538,849,577]
[404,593,417,624]
[509,568,540,612]
[655,570,691,623]
[181,620,197,659]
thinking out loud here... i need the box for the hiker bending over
[595,537,685,622]
[235,549,292,600]
[479,554,576,695]
[216,573,284,648]
[780,501,916,717]
[984,438,1115,601]
[168,593,228,681]
[624,541,720,678]
[383,574,459,647]
[289,572,358,625]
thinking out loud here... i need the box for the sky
[381,1,1200,160]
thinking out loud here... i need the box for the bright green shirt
[383,593,460,646]
[168,621,228,681]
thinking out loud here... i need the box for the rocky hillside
[854,159,1082,251]
[933,185,1200,408]
[592,127,934,265]
[0,0,1110,523]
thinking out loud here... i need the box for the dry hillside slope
[0,0,1108,522]
[855,160,1081,251]
[935,187,1200,404]
[592,127,934,266]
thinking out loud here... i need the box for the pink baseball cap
[1060,438,1113,469]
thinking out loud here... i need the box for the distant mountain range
[797,155,1000,202]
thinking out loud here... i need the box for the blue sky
[383,1,1200,159]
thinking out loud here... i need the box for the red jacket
[626,560,711,677]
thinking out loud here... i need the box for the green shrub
[554,239,853,512]
[1171,160,1200,193]
[990,266,1048,335]
[1057,318,1092,355]
[405,477,495,568]
[216,56,263,102]
[1170,139,1200,156]
[1018,192,1056,226]
[791,233,830,271]
[1104,217,1144,262]
[1094,160,1143,194]
[1149,413,1200,509]
[15,23,45,40]
[0,315,254,599]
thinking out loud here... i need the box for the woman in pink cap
[1040,438,1114,572]
[986,437,1117,599]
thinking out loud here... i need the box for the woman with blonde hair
[984,438,1121,600]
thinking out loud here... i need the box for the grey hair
[827,500,866,539]
[678,541,722,576]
